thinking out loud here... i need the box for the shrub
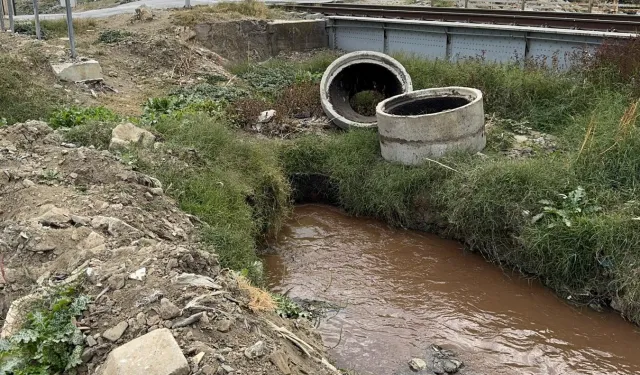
[49,106,120,129]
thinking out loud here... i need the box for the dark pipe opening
[328,63,404,123]
[387,96,470,116]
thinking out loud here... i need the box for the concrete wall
[194,19,328,62]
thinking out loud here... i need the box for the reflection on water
[264,204,640,375]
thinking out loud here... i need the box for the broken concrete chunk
[91,216,141,237]
[99,328,189,375]
[51,60,104,83]
[78,231,105,250]
[173,273,222,289]
[103,321,128,342]
[244,340,266,359]
[159,298,181,320]
[109,123,156,151]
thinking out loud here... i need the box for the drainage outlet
[376,87,485,165]
[320,51,413,130]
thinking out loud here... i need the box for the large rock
[109,123,156,151]
[99,328,189,375]
[51,60,104,82]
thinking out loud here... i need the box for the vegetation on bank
[3,23,640,324]
[281,48,640,322]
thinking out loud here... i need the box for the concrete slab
[99,328,189,375]
[51,60,103,82]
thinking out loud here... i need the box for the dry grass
[237,275,276,312]
[172,0,273,26]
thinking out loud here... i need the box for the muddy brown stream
[264,204,640,375]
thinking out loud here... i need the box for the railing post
[64,0,76,58]
[520,0,525,10]
[0,0,5,32]
[464,0,469,8]
[33,0,41,39]
[8,0,14,33]
[587,0,593,13]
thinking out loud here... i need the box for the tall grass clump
[0,56,62,124]
[397,56,602,133]
[140,113,290,282]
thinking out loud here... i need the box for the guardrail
[277,3,640,32]
[325,16,635,70]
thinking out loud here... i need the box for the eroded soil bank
[265,204,640,375]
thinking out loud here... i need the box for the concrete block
[99,328,189,375]
[51,60,103,82]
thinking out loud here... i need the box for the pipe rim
[320,51,413,129]
[376,87,483,119]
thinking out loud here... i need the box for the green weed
[0,289,89,374]
[49,106,120,129]
[272,294,310,319]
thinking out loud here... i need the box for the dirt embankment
[0,121,338,375]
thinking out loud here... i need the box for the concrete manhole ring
[320,51,413,130]
[376,87,486,165]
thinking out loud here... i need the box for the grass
[13,18,97,39]
[134,113,290,282]
[0,55,63,124]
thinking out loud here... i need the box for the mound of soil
[0,121,337,375]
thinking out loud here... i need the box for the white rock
[99,328,189,375]
[109,123,156,151]
[258,110,276,123]
[129,267,146,281]
[408,358,426,371]
[102,321,128,342]
[51,60,104,82]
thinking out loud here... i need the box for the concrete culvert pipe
[376,87,486,165]
[320,51,413,129]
